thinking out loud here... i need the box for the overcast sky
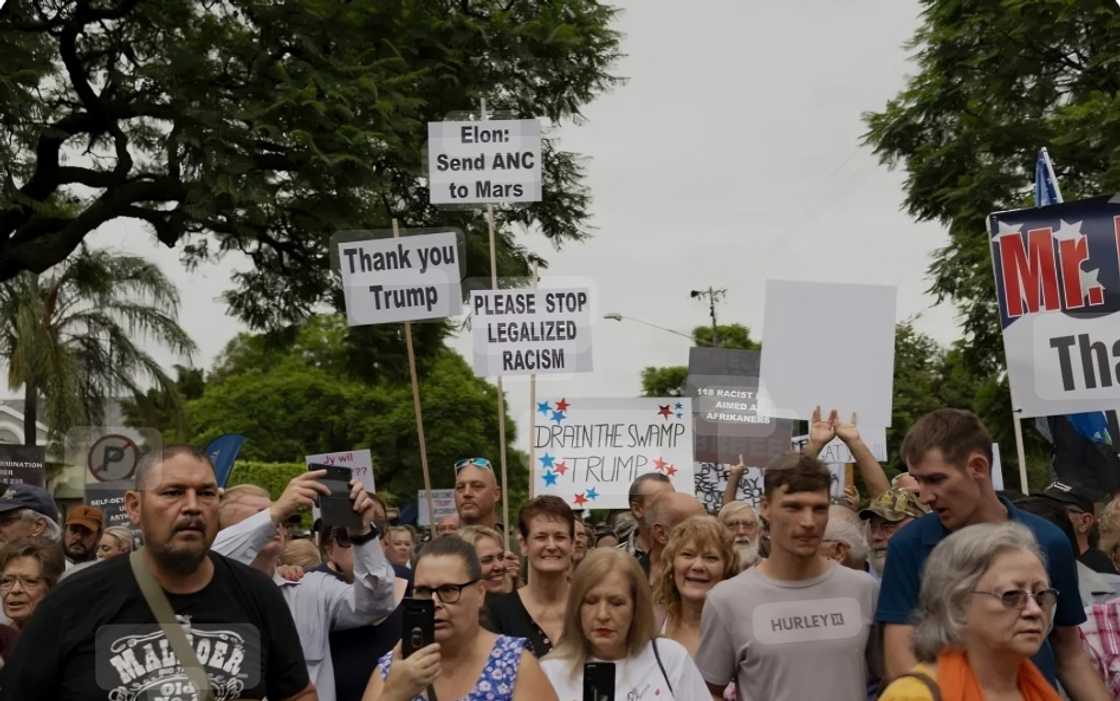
[28,1,959,456]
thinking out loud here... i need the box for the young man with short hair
[877,408,1110,700]
[698,452,878,701]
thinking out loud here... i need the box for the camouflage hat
[859,487,928,522]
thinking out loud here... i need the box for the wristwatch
[348,525,381,545]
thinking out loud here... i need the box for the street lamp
[602,313,694,341]
[690,287,727,347]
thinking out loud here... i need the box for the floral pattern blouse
[377,635,529,701]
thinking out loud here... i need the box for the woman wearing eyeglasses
[0,537,64,658]
[363,535,558,701]
[878,522,1061,701]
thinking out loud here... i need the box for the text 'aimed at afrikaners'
[427,120,542,205]
[337,231,463,326]
[989,195,1120,417]
[470,288,594,377]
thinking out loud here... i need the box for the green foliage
[0,246,196,446]
[176,314,526,504]
[639,323,760,397]
[226,461,305,501]
[0,0,622,330]
[120,365,204,442]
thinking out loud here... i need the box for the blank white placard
[757,280,897,427]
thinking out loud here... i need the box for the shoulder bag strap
[129,549,214,701]
[651,637,674,697]
[891,671,942,701]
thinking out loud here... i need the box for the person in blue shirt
[877,408,1110,700]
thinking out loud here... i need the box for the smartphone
[401,598,435,658]
[311,464,364,531]
[583,662,615,701]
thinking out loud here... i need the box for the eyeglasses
[412,579,480,603]
[0,574,45,591]
[454,458,493,474]
[969,588,1060,610]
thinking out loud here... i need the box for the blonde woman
[654,515,738,656]
[459,525,511,593]
[96,526,134,560]
[540,548,709,699]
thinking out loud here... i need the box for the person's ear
[965,451,990,482]
[125,490,142,528]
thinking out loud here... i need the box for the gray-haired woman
[878,522,1060,701]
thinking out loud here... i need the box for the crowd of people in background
[0,407,1119,699]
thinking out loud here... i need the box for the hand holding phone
[311,464,364,531]
[402,598,435,658]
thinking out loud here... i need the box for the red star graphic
[654,457,667,472]
[554,461,567,475]
[555,398,570,412]
[573,493,588,506]
[658,404,672,419]
[666,464,678,477]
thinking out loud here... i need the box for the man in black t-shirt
[0,445,315,701]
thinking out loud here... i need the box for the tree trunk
[23,380,36,447]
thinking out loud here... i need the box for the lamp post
[602,313,694,341]
[689,287,726,347]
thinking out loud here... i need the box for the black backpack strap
[651,637,674,697]
[889,671,941,701]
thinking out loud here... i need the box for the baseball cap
[66,505,104,532]
[859,487,929,522]
[1042,481,1095,513]
[0,484,59,523]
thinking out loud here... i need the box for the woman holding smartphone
[363,535,557,701]
[540,548,710,699]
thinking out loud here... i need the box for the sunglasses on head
[454,457,493,474]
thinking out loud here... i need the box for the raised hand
[270,470,331,524]
[807,406,838,454]
[835,411,861,445]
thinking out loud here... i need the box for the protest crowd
[0,406,1117,701]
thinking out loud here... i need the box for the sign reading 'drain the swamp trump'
[428,120,542,204]
[470,288,593,376]
[989,196,1120,417]
[337,231,462,325]
[533,398,694,509]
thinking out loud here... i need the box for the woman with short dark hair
[362,535,557,701]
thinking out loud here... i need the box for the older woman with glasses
[878,522,1062,701]
[363,535,557,701]
[0,537,65,655]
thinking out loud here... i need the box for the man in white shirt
[212,470,396,701]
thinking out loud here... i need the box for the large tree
[863,2,1120,374]
[0,0,621,329]
[0,246,196,445]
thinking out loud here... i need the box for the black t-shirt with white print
[0,551,309,701]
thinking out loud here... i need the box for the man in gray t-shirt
[698,451,879,701]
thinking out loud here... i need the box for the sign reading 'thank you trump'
[989,195,1120,417]
[470,288,593,376]
[533,397,694,509]
[428,120,542,204]
[336,231,463,326]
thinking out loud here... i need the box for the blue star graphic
[551,410,567,424]
[675,401,683,410]
[676,412,684,419]
[539,453,555,469]
[537,401,551,416]
[586,487,599,500]
[542,471,558,486]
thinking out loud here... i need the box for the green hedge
[226,461,305,500]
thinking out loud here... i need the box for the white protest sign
[471,288,593,376]
[533,397,693,509]
[305,449,375,492]
[428,119,542,204]
[695,461,843,510]
[790,430,888,464]
[991,443,1004,491]
[337,232,462,325]
[757,280,897,427]
[417,489,458,526]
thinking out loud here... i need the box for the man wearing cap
[859,486,928,579]
[0,484,61,546]
[1043,481,1120,575]
[63,505,103,566]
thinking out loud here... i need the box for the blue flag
[207,434,246,488]
[1034,147,1063,207]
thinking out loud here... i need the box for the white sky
[12,0,961,455]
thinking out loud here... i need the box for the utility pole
[690,287,727,347]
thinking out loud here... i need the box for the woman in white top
[540,548,710,700]
[653,515,739,656]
